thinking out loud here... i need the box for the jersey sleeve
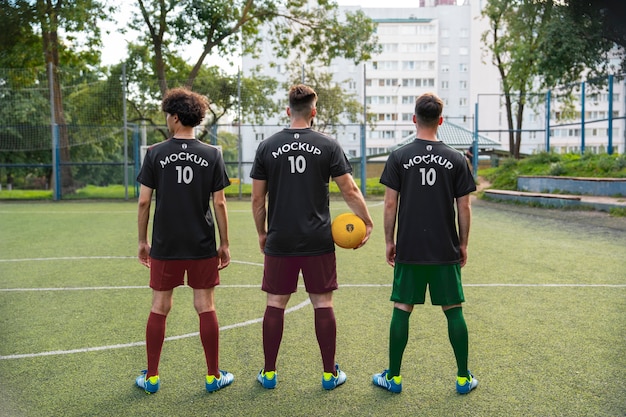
[249,142,267,180]
[454,155,477,198]
[211,151,231,192]
[329,142,353,178]
[379,151,401,191]
[136,146,156,189]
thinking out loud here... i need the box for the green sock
[388,307,411,377]
[444,307,469,378]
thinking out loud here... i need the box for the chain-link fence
[0,64,378,199]
[476,74,626,157]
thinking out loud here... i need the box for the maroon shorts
[262,252,337,295]
[149,257,220,291]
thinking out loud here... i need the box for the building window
[442,81,449,89]
[382,43,399,53]
[400,25,417,35]
[403,61,416,71]
[256,133,264,141]
[383,61,399,71]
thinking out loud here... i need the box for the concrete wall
[517,176,626,196]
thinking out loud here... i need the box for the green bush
[481,152,626,191]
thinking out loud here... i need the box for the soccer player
[135,88,234,394]
[250,84,373,390]
[372,92,478,394]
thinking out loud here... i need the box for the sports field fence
[1,65,624,199]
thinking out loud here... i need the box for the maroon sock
[262,306,285,372]
[146,312,167,377]
[314,307,337,374]
[199,311,219,377]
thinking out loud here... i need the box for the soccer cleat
[257,369,277,389]
[135,370,160,394]
[456,371,478,394]
[205,370,234,393]
[322,364,347,390]
[372,369,402,393]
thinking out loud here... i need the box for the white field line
[3,282,624,293]
[0,299,311,361]
[0,201,384,216]
[0,257,262,264]
[0,256,136,262]
[1,254,624,360]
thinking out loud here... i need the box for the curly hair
[161,88,209,127]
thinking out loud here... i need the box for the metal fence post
[545,90,551,152]
[48,62,60,201]
[360,63,367,196]
[580,81,585,154]
[608,74,614,155]
[122,63,128,200]
[473,102,478,177]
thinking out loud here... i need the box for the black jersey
[250,128,352,256]
[137,138,230,260]
[380,139,476,264]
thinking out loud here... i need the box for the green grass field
[1,198,625,416]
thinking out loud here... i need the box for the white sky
[100,1,460,67]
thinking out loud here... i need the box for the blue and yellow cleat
[372,369,402,393]
[257,369,277,389]
[136,370,160,394]
[206,370,234,393]
[322,364,347,390]
[456,371,478,394]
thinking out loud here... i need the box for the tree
[130,0,378,96]
[537,3,615,88]
[482,0,552,158]
[482,0,615,158]
[565,0,626,50]
[115,43,281,143]
[0,0,115,192]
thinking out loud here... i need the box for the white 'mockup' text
[159,152,209,168]
[403,154,453,170]
[272,142,321,159]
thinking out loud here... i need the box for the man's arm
[334,173,373,248]
[137,184,153,268]
[251,179,268,252]
[456,194,472,268]
[383,187,399,267]
[212,188,230,270]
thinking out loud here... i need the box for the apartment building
[240,1,502,169]
[236,1,624,182]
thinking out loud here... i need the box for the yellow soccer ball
[331,213,366,249]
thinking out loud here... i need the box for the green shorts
[391,263,465,306]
